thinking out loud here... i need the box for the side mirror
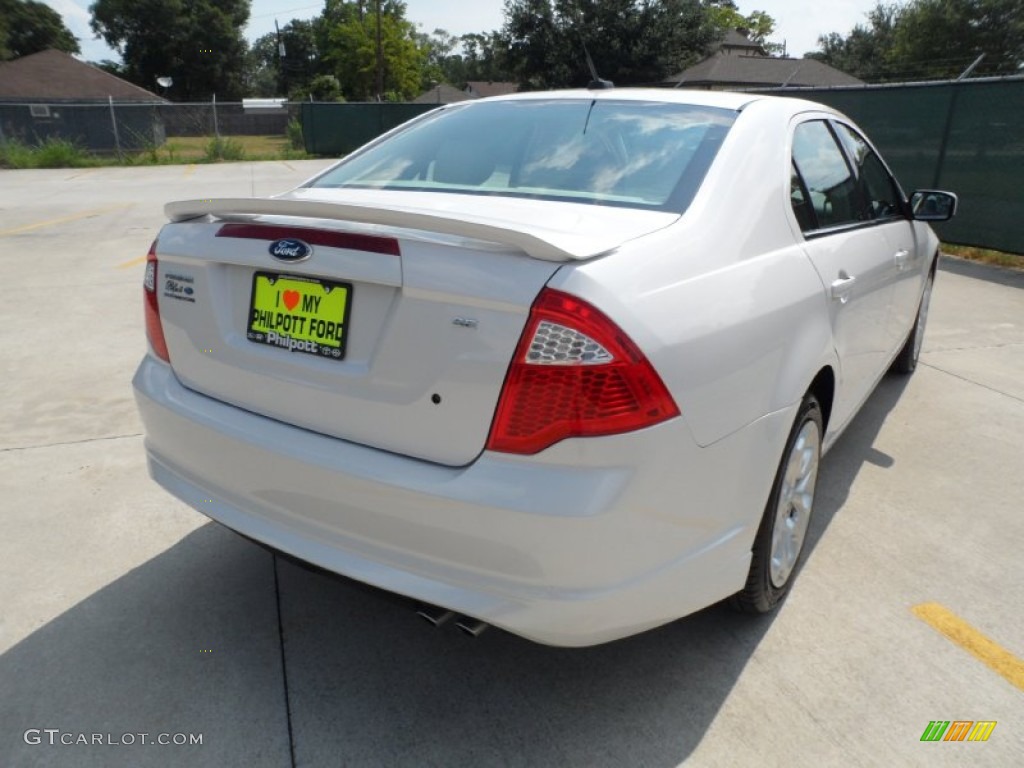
[910,190,958,222]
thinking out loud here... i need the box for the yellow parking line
[0,204,131,237]
[65,168,98,181]
[183,164,196,178]
[912,603,1024,692]
[116,255,147,269]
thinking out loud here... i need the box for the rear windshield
[308,99,736,212]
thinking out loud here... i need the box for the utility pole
[375,0,384,100]
[275,19,286,97]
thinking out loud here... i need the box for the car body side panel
[552,98,836,448]
[884,218,936,349]
[798,226,897,433]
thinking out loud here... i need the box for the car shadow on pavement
[938,255,1024,289]
[0,377,910,768]
[0,524,292,768]
[804,373,911,555]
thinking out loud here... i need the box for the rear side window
[791,121,860,230]
[832,122,903,220]
[310,99,737,213]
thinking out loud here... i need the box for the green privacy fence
[300,102,437,157]
[770,76,1024,255]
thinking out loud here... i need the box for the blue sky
[43,0,879,65]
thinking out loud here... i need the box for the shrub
[0,137,96,168]
[286,118,304,151]
[0,138,36,169]
[204,136,246,162]
[33,137,93,168]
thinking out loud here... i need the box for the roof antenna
[568,5,612,89]
[583,42,614,90]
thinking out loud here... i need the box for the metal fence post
[212,94,220,139]
[931,83,960,189]
[931,57,985,189]
[108,95,123,162]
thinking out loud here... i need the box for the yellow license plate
[247,272,352,360]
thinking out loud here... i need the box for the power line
[247,4,321,23]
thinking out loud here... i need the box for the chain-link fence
[0,99,304,161]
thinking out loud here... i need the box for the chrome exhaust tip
[455,617,489,638]
[416,605,454,627]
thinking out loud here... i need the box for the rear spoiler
[165,197,599,262]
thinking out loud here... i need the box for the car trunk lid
[154,194,675,466]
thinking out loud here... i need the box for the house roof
[413,83,472,104]
[719,29,765,52]
[0,49,164,102]
[465,81,519,98]
[668,56,863,89]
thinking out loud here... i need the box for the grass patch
[0,137,98,169]
[164,135,301,161]
[943,244,1022,271]
[0,134,309,169]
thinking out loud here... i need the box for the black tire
[731,394,823,614]
[891,269,936,375]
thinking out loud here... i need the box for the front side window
[791,120,860,230]
[309,100,737,212]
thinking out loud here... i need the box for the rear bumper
[133,356,793,646]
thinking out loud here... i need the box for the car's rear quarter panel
[553,98,836,449]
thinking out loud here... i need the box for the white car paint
[133,88,944,645]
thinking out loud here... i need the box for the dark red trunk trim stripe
[216,223,400,256]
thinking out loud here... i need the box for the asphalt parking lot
[1,162,1022,767]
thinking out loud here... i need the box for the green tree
[1,0,80,60]
[247,20,320,97]
[416,27,468,88]
[246,32,281,96]
[89,0,250,99]
[702,0,781,53]
[892,0,1024,78]
[315,0,424,100]
[810,0,1023,82]
[291,73,346,101]
[501,0,714,89]
[460,31,512,82]
[91,59,127,77]
[0,15,9,60]
[807,3,900,80]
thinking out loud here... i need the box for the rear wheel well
[808,367,835,433]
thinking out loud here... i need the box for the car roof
[478,87,763,112]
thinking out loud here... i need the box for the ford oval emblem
[269,238,312,262]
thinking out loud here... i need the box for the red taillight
[486,288,679,455]
[143,241,170,363]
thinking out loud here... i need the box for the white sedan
[133,89,956,646]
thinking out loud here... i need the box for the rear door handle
[894,249,910,270]
[830,274,856,303]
